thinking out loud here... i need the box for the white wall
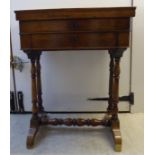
[10,0,143,113]
[131,0,144,112]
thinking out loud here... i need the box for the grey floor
[10,113,144,155]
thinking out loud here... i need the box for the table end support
[111,119,122,152]
[108,48,126,152]
[26,115,40,149]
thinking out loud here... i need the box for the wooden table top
[15,7,136,51]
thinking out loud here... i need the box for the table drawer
[20,18,130,33]
[20,32,129,50]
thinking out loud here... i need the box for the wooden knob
[71,22,79,29]
[70,35,78,44]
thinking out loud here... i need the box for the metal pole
[10,32,18,111]
[129,0,134,112]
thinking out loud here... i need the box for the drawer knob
[72,22,79,29]
[70,35,78,44]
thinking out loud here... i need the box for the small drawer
[20,18,130,34]
[20,32,129,50]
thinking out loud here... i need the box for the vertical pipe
[129,0,134,112]
[36,52,44,112]
[10,32,18,111]
[30,58,38,115]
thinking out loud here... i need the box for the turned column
[26,52,39,119]
[107,52,114,113]
[36,52,44,112]
[108,48,126,152]
[108,48,126,120]
[26,52,42,148]
[26,51,44,114]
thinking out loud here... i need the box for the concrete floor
[10,113,144,155]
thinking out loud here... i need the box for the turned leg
[104,52,114,122]
[36,52,49,123]
[108,48,125,152]
[26,52,41,149]
[107,53,114,113]
[36,52,44,112]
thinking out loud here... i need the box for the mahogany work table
[15,7,136,152]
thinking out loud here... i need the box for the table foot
[26,115,40,149]
[111,119,122,152]
[26,127,39,149]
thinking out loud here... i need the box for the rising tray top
[15,7,136,20]
[15,7,136,51]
